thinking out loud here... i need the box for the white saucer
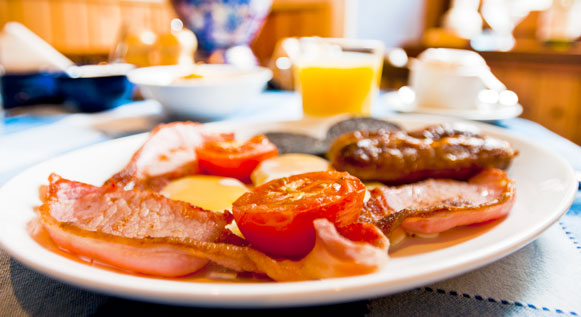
[382,91,523,121]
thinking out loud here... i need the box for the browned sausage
[327,123,518,184]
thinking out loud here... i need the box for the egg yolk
[160,175,248,212]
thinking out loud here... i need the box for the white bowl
[127,64,272,119]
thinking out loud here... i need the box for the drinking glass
[292,37,384,117]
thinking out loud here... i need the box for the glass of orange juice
[293,37,384,117]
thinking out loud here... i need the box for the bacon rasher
[40,174,389,281]
[362,168,516,236]
[40,173,232,277]
[105,122,232,191]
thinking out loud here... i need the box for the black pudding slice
[264,117,401,156]
[263,132,328,156]
[325,117,402,143]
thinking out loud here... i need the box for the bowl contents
[34,119,518,282]
[178,73,204,80]
[172,69,247,83]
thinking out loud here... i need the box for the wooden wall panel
[64,0,90,52]
[21,0,53,43]
[119,1,153,33]
[489,65,537,119]
[489,61,581,144]
[534,70,580,140]
[251,0,343,65]
[150,1,175,34]
[0,1,8,26]
[329,0,344,37]
[4,0,24,23]
[50,0,90,53]
[300,8,330,35]
[87,0,122,53]
[422,0,447,30]
[0,0,52,41]
[251,12,276,61]
[576,79,581,145]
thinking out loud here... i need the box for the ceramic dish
[0,115,576,307]
[128,64,272,120]
[383,91,523,122]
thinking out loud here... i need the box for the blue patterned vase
[170,0,273,52]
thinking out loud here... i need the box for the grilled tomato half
[196,134,278,182]
[232,171,366,258]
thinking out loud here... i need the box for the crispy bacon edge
[177,219,389,282]
[363,168,516,236]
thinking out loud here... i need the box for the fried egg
[251,153,332,186]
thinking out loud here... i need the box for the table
[1,92,580,316]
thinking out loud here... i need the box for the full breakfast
[33,119,518,282]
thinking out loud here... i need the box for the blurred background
[0,0,580,144]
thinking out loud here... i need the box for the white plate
[0,115,576,308]
[128,65,272,119]
[383,91,523,121]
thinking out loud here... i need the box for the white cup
[409,48,505,110]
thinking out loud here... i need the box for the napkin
[0,22,74,73]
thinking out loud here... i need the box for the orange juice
[297,51,382,116]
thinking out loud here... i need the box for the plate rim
[0,115,576,307]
